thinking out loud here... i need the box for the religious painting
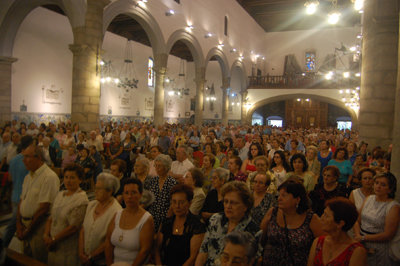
[305,51,316,72]
[166,99,174,112]
[145,97,154,110]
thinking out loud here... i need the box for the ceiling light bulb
[355,73,361,77]
[339,90,343,94]
[328,11,341,25]
[165,9,175,16]
[349,46,356,52]
[100,61,105,66]
[305,1,319,15]
[354,0,363,11]
[343,72,350,78]
[205,32,213,38]
[230,48,237,53]
[297,98,301,102]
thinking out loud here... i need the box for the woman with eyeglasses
[250,172,276,226]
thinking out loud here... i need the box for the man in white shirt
[235,137,249,162]
[87,130,104,152]
[170,145,194,183]
[16,143,60,263]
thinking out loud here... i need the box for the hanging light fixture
[118,40,139,89]
[167,59,190,98]
[327,0,341,25]
[304,0,319,15]
[100,60,119,84]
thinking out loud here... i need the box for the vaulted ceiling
[236,0,361,32]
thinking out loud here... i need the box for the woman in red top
[241,142,264,175]
[307,197,367,266]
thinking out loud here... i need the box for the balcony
[248,73,359,89]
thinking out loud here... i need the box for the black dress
[309,183,349,216]
[160,212,206,265]
[201,189,224,217]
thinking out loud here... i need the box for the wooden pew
[5,248,46,266]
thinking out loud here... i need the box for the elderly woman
[261,178,323,266]
[219,231,258,266]
[196,181,260,265]
[79,173,122,265]
[131,157,151,186]
[307,197,367,266]
[328,147,353,186]
[155,184,206,265]
[184,167,206,215]
[250,172,276,226]
[105,179,154,265]
[286,153,316,192]
[309,166,348,216]
[349,167,376,211]
[200,167,229,222]
[43,164,89,265]
[144,154,178,231]
[354,172,400,266]
[306,145,321,184]
[201,153,216,192]
[247,155,276,194]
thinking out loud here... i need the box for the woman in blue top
[328,147,353,186]
[317,140,332,184]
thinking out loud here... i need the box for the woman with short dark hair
[155,184,206,266]
[328,147,353,186]
[261,178,323,266]
[286,153,316,192]
[307,197,367,266]
[184,167,206,215]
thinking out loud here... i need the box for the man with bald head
[16,143,60,263]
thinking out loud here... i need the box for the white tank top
[110,210,151,264]
[353,188,366,211]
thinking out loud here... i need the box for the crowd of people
[0,119,399,266]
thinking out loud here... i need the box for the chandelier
[100,60,119,85]
[118,40,139,89]
[166,59,190,98]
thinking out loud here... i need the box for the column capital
[0,56,17,65]
[69,44,96,56]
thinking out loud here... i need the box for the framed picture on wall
[145,97,154,110]
[42,85,63,104]
[166,99,174,112]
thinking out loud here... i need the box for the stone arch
[204,47,229,80]
[245,93,358,128]
[0,0,82,57]
[166,29,205,68]
[103,0,166,55]
[230,59,248,92]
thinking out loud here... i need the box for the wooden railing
[248,74,359,89]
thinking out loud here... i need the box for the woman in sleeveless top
[241,143,264,175]
[261,178,323,266]
[307,197,366,266]
[317,140,332,184]
[349,168,375,211]
[105,179,154,266]
[270,150,291,189]
[354,172,400,266]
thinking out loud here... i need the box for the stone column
[153,53,168,127]
[0,56,17,123]
[358,0,398,149]
[240,90,249,125]
[221,77,230,126]
[70,0,110,132]
[393,9,400,201]
[194,67,206,126]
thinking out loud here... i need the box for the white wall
[262,27,360,75]
[11,7,73,114]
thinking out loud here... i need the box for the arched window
[148,57,154,87]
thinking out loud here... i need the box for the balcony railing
[248,73,359,89]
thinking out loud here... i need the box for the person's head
[278,178,309,214]
[306,145,318,160]
[204,143,216,155]
[248,142,264,160]
[63,163,84,193]
[11,132,20,145]
[322,165,340,185]
[22,144,44,171]
[212,168,229,189]
[334,147,348,160]
[80,147,89,158]
[322,197,358,233]
[203,153,216,169]
[228,156,242,173]
[110,159,127,179]
[133,157,150,176]
[290,153,308,173]
[17,135,34,154]
[374,172,397,199]
[253,172,272,194]
[149,145,162,159]
[290,139,299,150]
[221,181,254,219]
[95,172,120,201]
[176,145,189,162]
[347,142,357,153]
[122,178,143,206]
[2,132,10,143]
[170,184,193,217]
[254,156,269,172]
[154,154,172,176]
[319,140,329,150]
[224,137,233,149]
[220,231,258,266]
[184,167,204,188]
[234,137,245,149]
[67,146,76,156]
[357,168,376,190]
[216,141,226,153]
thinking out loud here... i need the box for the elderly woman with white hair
[78,172,122,265]
[131,157,151,186]
[306,145,321,184]
[144,154,178,231]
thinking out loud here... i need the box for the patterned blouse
[199,213,260,266]
[144,176,178,231]
[250,193,277,226]
[263,207,315,266]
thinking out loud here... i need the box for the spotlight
[343,72,350,78]
[165,9,175,16]
[297,98,301,102]
[339,90,343,94]
[325,71,333,80]
[205,32,213,38]
[230,48,237,53]
[354,0,363,11]
[305,98,310,102]
[328,11,341,25]
[355,73,361,77]
[305,1,319,15]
